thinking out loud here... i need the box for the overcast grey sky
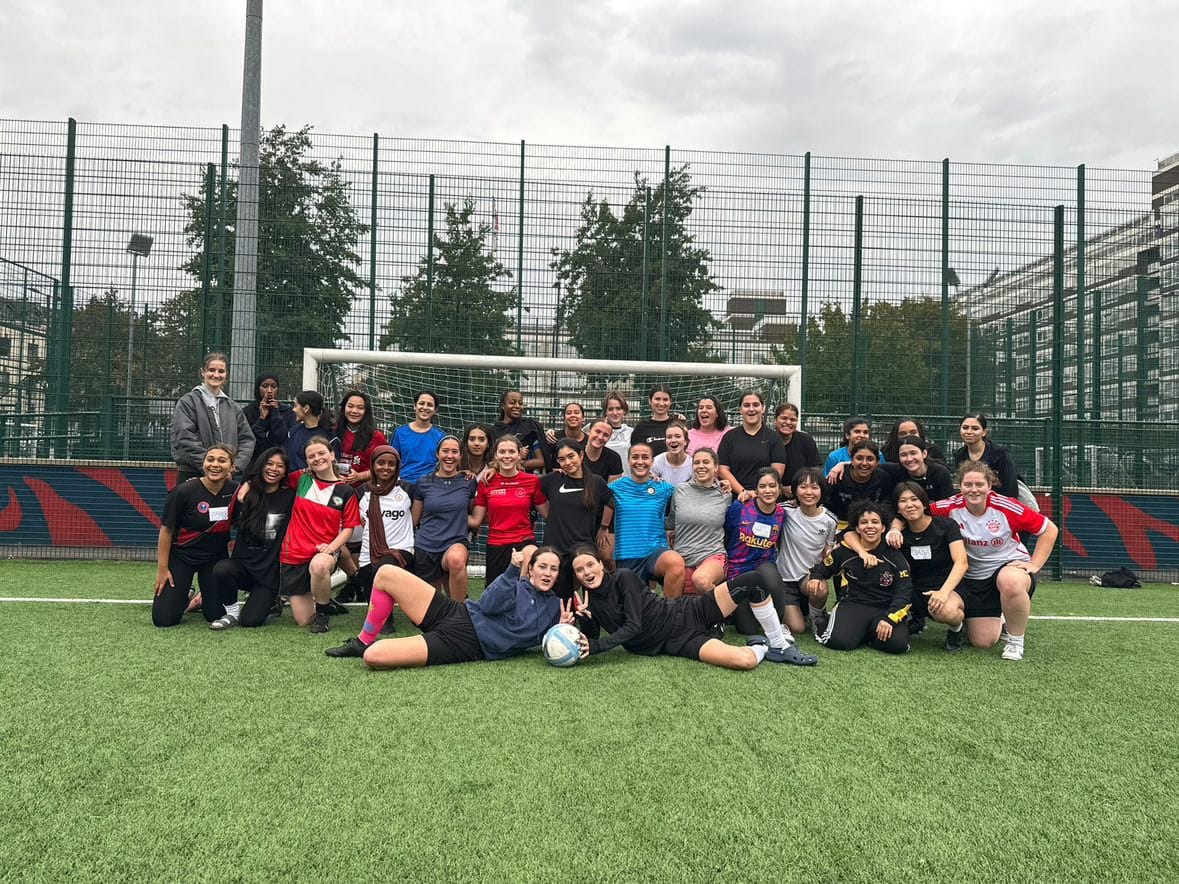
[2,0,1174,169]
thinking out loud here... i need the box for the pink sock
[359,588,395,645]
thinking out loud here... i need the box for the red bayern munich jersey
[280,470,362,564]
[930,491,1048,579]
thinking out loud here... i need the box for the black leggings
[730,561,794,636]
[824,600,910,653]
[210,558,277,628]
[152,556,232,627]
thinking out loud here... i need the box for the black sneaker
[909,616,927,636]
[310,612,330,634]
[266,597,283,623]
[335,576,360,603]
[380,617,397,635]
[325,637,368,658]
[811,611,830,640]
[944,627,965,653]
[324,598,349,617]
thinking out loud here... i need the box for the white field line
[0,597,1177,623]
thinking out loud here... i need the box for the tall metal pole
[230,0,263,398]
[515,139,525,355]
[1051,205,1065,580]
[426,174,435,352]
[659,145,670,361]
[55,117,77,454]
[640,186,650,361]
[123,253,139,460]
[1075,164,1086,482]
[850,195,864,415]
[798,152,811,406]
[369,132,379,351]
[940,158,950,415]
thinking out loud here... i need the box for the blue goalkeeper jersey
[609,475,675,559]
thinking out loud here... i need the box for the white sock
[808,604,826,622]
[225,602,241,619]
[748,644,768,663]
[1005,633,1025,647]
[949,621,962,633]
[751,599,792,649]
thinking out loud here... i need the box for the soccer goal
[303,349,802,430]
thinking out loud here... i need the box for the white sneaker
[1001,640,1024,661]
[210,613,239,631]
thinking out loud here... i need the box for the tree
[63,287,169,409]
[378,198,516,419]
[381,198,514,356]
[551,166,719,367]
[774,296,997,416]
[163,124,368,393]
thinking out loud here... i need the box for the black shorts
[661,592,725,660]
[960,564,1038,619]
[412,551,452,584]
[418,590,487,666]
[778,576,806,609]
[218,557,279,596]
[279,562,313,596]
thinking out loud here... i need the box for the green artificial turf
[2,562,1178,882]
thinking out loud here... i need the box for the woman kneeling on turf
[916,462,1058,661]
[279,436,362,634]
[331,545,572,666]
[806,500,913,654]
[153,445,239,627]
[568,546,818,668]
[211,446,295,628]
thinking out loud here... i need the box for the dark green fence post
[640,186,651,361]
[515,140,525,356]
[1091,289,1102,418]
[1136,273,1149,422]
[850,195,864,415]
[217,124,230,325]
[1004,318,1014,416]
[659,145,670,362]
[1075,165,1086,481]
[369,132,379,351]
[799,152,811,407]
[201,164,217,351]
[1027,311,1037,418]
[940,157,950,415]
[1051,205,1065,580]
[55,117,78,455]
[426,174,436,352]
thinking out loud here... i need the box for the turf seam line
[2,597,1179,623]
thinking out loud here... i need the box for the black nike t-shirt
[539,471,613,552]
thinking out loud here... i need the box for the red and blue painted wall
[1,463,1177,577]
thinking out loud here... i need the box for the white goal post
[304,349,802,423]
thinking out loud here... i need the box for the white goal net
[303,349,802,435]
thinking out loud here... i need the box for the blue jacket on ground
[465,563,562,661]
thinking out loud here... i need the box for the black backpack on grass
[1094,567,1141,589]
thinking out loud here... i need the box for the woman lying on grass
[567,546,818,669]
[326,545,573,667]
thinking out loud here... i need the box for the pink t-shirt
[931,491,1048,580]
[687,426,731,456]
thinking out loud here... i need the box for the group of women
[161,354,1056,669]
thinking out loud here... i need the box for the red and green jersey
[280,469,362,564]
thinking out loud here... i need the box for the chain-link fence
[1,118,1176,574]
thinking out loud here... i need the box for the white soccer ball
[542,623,582,668]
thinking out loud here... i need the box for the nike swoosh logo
[558,485,581,493]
